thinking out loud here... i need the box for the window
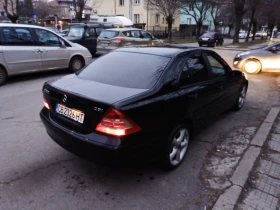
[120,0,124,6]
[2,27,35,46]
[135,0,140,4]
[134,14,140,24]
[67,26,85,38]
[155,14,160,25]
[189,4,194,11]
[141,31,153,40]
[95,28,103,36]
[35,29,61,47]
[187,18,191,25]
[85,27,97,38]
[78,52,170,89]
[99,30,119,39]
[181,53,209,85]
[207,55,226,78]
[131,30,141,38]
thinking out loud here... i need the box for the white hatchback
[0,24,92,86]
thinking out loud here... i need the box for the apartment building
[94,0,180,30]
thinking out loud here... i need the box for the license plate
[100,43,108,47]
[202,38,209,41]
[56,104,85,124]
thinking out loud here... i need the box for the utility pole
[146,0,149,31]
[129,0,133,20]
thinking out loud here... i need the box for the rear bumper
[96,46,117,54]
[40,108,163,164]
[198,40,216,45]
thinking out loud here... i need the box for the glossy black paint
[233,42,280,72]
[40,47,248,163]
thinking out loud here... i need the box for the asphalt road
[0,51,279,210]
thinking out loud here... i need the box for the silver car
[0,24,92,86]
[97,28,164,54]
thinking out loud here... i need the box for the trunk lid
[46,74,148,134]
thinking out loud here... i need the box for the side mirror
[60,40,66,48]
[232,70,242,77]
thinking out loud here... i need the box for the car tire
[233,84,247,111]
[162,124,190,170]
[243,59,261,74]
[69,56,85,73]
[0,67,7,86]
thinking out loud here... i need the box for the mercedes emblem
[62,95,67,103]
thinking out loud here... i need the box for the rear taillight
[96,108,141,136]
[209,37,215,40]
[43,98,50,110]
[111,37,125,43]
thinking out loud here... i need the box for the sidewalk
[212,108,280,210]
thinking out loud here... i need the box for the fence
[146,26,180,38]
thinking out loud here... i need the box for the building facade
[94,0,180,31]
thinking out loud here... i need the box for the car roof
[114,47,212,58]
[104,28,142,31]
[0,23,46,29]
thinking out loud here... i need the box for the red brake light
[96,108,141,136]
[111,37,125,43]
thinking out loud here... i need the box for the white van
[0,24,92,86]
[89,16,133,28]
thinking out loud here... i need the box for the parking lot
[0,49,280,210]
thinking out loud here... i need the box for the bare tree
[0,0,19,23]
[181,0,212,38]
[208,0,231,31]
[232,0,248,43]
[73,0,87,22]
[18,0,33,18]
[144,0,181,42]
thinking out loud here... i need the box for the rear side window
[85,27,96,38]
[2,27,35,46]
[78,52,170,89]
[96,28,103,36]
[99,30,119,39]
[180,53,209,85]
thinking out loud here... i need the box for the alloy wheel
[238,86,247,108]
[73,60,82,71]
[169,128,189,166]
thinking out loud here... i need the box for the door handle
[187,93,198,99]
[32,49,40,53]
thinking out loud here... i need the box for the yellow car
[269,32,280,45]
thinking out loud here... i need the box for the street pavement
[0,49,280,210]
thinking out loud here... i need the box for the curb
[212,107,280,210]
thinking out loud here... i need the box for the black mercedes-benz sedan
[233,42,280,74]
[40,47,248,169]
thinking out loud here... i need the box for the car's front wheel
[243,59,261,74]
[69,56,85,73]
[163,124,190,170]
[0,67,7,86]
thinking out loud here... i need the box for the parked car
[239,31,253,39]
[40,47,248,169]
[46,27,67,37]
[198,32,224,47]
[65,22,115,55]
[0,24,92,86]
[269,32,280,45]
[96,28,164,54]
[255,31,267,38]
[233,42,280,74]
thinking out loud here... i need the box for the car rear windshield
[78,52,170,89]
[202,32,215,37]
[99,30,119,39]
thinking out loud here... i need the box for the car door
[140,30,155,46]
[177,52,222,128]
[121,30,136,47]
[1,26,42,75]
[34,28,69,70]
[83,27,98,54]
[204,52,238,114]
[263,43,280,71]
